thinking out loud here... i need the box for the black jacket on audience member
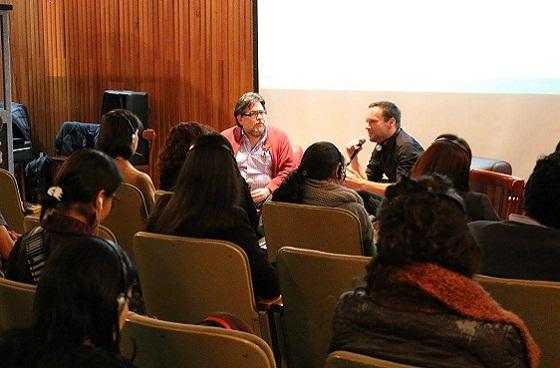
[469,219,560,281]
[6,213,96,284]
[331,288,530,368]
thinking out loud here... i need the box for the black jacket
[331,289,529,368]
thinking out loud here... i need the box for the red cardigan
[221,125,296,192]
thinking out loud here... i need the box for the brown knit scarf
[393,263,540,368]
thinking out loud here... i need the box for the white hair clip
[47,186,63,201]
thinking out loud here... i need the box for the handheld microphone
[347,137,366,165]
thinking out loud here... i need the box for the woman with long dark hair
[0,236,137,367]
[273,141,374,255]
[96,109,155,210]
[411,133,498,221]
[330,175,538,368]
[146,132,279,300]
[6,149,122,284]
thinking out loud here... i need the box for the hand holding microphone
[346,136,367,165]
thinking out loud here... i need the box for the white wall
[262,89,560,178]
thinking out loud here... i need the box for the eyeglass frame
[242,110,267,119]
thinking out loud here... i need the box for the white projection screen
[256,0,560,178]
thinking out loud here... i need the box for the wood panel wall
[7,0,253,180]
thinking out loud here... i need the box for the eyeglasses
[242,110,267,118]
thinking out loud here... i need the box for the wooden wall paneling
[8,0,254,183]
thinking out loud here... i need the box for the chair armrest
[142,129,156,141]
[257,295,283,312]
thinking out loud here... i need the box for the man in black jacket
[469,151,560,281]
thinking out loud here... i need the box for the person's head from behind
[157,121,213,190]
[33,236,137,352]
[97,109,143,160]
[273,141,345,203]
[42,149,122,229]
[233,92,267,138]
[147,132,243,233]
[524,151,560,228]
[411,134,472,192]
[366,175,480,289]
[365,101,401,143]
[299,141,346,182]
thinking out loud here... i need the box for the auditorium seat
[0,278,36,332]
[154,189,172,205]
[475,274,560,368]
[326,351,424,368]
[133,231,278,347]
[292,143,304,166]
[277,247,369,368]
[262,201,364,263]
[0,168,27,233]
[121,313,276,368]
[101,183,149,262]
[471,156,512,175]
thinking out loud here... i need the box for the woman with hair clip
[272,141,374,255]
[146,132,279,300]
[6,149,122,284]
[411,133,499,221]
[330,175,539,368]
[96,108,156,211]
[0,236,138,367]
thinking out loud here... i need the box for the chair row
[2,241,560,367]
[0,278,276,368]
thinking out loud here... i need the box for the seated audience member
[157,122,260,236]
[158,121,213,191]
[222,92,296,207]
[0,211,16,268]
[0,236,137,367]
[146,133,279,300]
[411,134,499,221]
[272,141,374,255]
[0,137,19,266]
[330,175,539,368]
[470,151,560,281]
[6,149,122,284]
[96,109,156,210]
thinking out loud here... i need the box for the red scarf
[393,263,540,368]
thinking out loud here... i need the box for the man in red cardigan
[222,92,296,206]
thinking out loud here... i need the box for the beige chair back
[0,168,26,233]
[475,274,560,368]
[262,201,363,263]
[133,231,266,338]
[326,351,423,368]
[277,247,370,368]
[0,278,36,332]
[23,214,117,242]
[102,183,149,261]
[121,313,276,368]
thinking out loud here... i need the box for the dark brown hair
[157,122,213,190]
[366,175,480,290]
[411,134,472,192]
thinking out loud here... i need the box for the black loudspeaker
[101,90,149,165]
